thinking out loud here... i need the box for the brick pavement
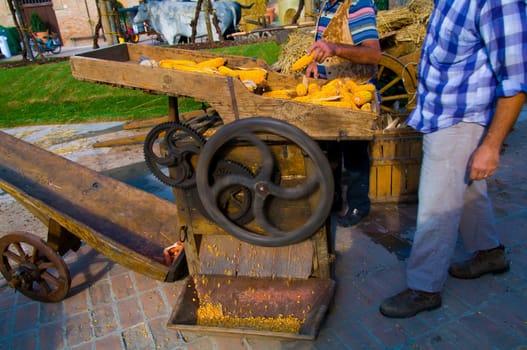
[1,114,526,349]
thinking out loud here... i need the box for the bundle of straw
[274,29,314,74]
[377,0,433,35]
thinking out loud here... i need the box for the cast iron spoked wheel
[212,159,255,225]
[377,53,418,116]
[144,121,205,188]
[0,231,71,302]
[196,117,334,247]
[194,159,255,225]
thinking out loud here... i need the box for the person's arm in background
[309,39,381,65]
[305,39,381,79]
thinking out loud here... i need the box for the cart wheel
[144,121,205,189]
[0,231,71,302]
[378,53,418,116]
[196,117,334,247]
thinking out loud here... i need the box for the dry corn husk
[377,0,433,35]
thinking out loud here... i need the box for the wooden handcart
[0,43,422,340]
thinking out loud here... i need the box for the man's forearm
[334,40,381,65]
[483,93,526,150]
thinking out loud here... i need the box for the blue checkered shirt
[407,0,527,133]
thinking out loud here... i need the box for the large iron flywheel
[196,117,334,247]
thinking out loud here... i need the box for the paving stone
[148,316,184,349]
[88,279,113,306]
[91,304,119,337]
[13,302,39,335]
[121,323,154,350]
[331,319,385,350]
[133,271,161,292]
[111,272,136,300]
[11,328,38,350]
[0,290,16,311]
[40,301,65,324]
[63,290,89,315]
[117,297,144,329]
[40,321,65,350]
[65,312,93,347]
[94,334,124,350]
[0,309,13,339]
[140,289,169,319]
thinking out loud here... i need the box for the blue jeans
[406,122,500,292]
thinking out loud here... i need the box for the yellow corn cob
[262,89,294,99]
[159,59,197,68]
[320,85,339,96]
[296,83,308,96]
[360,102,372,111]
[343,79,358,92]
[169,64,216,74]
[355,83,377,93]
[217,65,240,77]
[315,100,359,109]
[197,57,226,69]
[308,83,320,94]
[293,90,340,103]
[340,93,359,109]
[352,90,373,105]
[237,69,268,85]
[291,51,315,72]
[322,78,343,90]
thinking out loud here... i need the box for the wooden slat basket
[369,127,423,203]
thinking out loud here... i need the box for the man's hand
[308,40,337,63]
[469,143,499,181]
[469,93,525,181]
[305,61,319,79]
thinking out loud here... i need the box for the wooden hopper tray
[168,275,335,340]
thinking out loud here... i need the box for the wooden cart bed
[69,43,383,140]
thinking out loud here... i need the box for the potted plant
[30,12,48,40]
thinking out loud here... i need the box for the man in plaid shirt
[380,0,527,318]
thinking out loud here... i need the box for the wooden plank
[0,131,180,281]
[376,165,393,198]
[197,235,314,279]
[391,164,404,196]
[199,235,239,276]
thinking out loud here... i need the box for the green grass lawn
[0,41,281,128]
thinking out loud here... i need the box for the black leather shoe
[337,208,369,227]
[448,244,510,279]
[380,288,442,318]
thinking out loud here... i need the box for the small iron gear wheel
[144,121,205,189]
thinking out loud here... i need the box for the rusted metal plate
[168,275,335,340]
